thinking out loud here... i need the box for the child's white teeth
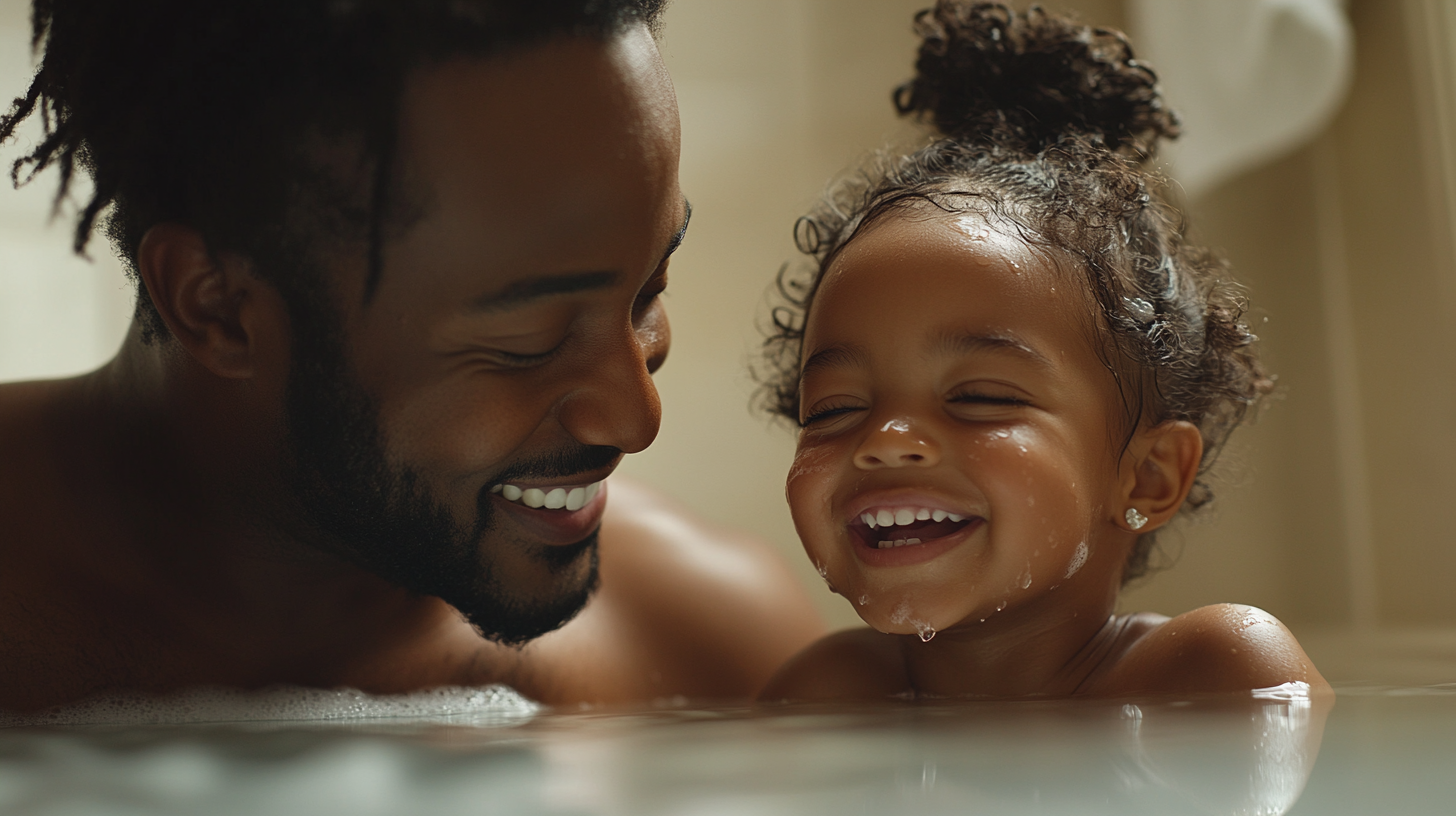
[876,538,923,549]
[495,481,602,511]
[858,506,974,531]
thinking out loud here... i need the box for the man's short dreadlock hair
[0,0,668,343]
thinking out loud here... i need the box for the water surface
[1,684,1450,815]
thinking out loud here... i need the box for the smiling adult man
[0,0,823,711]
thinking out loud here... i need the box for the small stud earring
[1124,508,1148,530]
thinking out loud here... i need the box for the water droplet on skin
[858,594,870,606]
[1020,570,1033,589]
[915,622,937,642]
[1027,495,1035,507]
[816,563,828,579]
[890,600,912,626]
[995,600,1007,612]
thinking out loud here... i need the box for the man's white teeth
[565,487,588,511]
[494,481,601,510]
[861,507,966,530]
[877,538,922,549]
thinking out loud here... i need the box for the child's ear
[1118,420,1204,532]
[137,223,275,379]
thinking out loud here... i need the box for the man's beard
[277,303,611,646]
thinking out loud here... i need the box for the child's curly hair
[759,1,1274,582]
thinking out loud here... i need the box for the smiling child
[757,2,1327,702]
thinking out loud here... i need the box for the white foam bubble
[0,684,539,728]
[1064,541,1089,578]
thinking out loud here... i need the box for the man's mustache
[489,445,624,485]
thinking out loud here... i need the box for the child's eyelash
[948,392,1028,406]
[799,403,863,427]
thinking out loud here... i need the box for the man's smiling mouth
[491,480,603,511]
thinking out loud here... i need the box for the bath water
[2,682,1452,815]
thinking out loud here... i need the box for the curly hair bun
[895,2,1179,158]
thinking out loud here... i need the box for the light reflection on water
[1,686,1453,815]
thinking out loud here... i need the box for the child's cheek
[785,441,843,591]
[972,426,1096,595]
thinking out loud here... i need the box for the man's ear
[1118,420,1204,532]
[136,223,273,379]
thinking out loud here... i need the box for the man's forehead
[391,29,677,234]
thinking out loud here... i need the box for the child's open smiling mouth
[847,502,985,567]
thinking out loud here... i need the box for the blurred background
[3,0,1453,680]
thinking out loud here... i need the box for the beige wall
[0,1,133,382]
[1118,0,1456,634]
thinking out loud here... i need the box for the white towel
[1128,0,1354,198]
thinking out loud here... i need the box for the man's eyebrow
[800,343,871,379]
[467,271,619,314]
[931,329,1054,368]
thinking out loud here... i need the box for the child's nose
[853,418,941,469]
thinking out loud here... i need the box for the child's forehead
[825,209,1064,292]
[806,209,1105,361]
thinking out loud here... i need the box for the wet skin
[760,211,1326,702]
[0,27,823,712]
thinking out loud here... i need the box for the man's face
[283,26,685,644]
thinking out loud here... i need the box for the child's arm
[1093,604,1330,696]
[756,628,911,703]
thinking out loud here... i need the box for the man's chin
[456,533,601,647]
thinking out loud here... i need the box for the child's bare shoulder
[1092,604,1328,696]
[757,628,910,703]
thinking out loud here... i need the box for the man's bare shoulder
[0,379,61,461]
[517,477,825,703]
[1091,604,1329,696]
[757,627,908,703]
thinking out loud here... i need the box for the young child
[757,2,1326,702]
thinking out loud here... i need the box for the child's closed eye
[800,400,866,428]
[946,390,1030,417]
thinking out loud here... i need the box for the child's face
[788,212,1135,637]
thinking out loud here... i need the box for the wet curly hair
[0,0,667,343]
[759,2,1273,582]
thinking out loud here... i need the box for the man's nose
[556,318,668,454]
[853,417,941,470]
